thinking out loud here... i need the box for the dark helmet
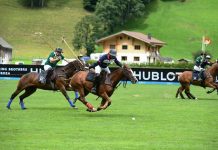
[200,52,206,56]
[55,47,63,53]
[109,49,117,57]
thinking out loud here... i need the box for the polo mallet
[61,36,83,65]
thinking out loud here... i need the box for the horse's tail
[176,73,181,82]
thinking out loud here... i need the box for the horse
[6,60,85,109]
[69,64,138,112]
[176,62,218,99]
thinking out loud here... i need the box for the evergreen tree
[95,0,145,33]
[72,16,103,56]
[19,0,48,8]
[83,0,98,12]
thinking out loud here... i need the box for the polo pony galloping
[176,62,218,99]
[70,64,138,112]
[7,60,85,109]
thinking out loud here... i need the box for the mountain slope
[121,0,218,60]
[0,0,217,62]
[0,0,89,61]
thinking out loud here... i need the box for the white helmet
[206,55,211,59]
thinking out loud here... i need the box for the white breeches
[95,66,110,74]
[193,65,204,72]
[44,65,52,71]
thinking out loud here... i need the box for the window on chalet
[134,45,141,50]
[110,45,115,49]
[121,56,127,61]
[134,57,140,61]
[122,45,128,50]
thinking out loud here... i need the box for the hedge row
[86,60,194,69]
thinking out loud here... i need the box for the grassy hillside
[122,0,218,61]
[0,0,218,63]
[0,0,89,62]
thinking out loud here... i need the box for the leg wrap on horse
[67,99,77,108]
[20,100,26,109]
[6,98,13,109]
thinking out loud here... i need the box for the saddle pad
[38,70,46,82]
[86,71,96,82]
[192,71,199,81]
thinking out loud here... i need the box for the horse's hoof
[86,108,97,112]
[97,107,102,111]
[21,107,27,110]
[6,106,11,109]
[72,106,78,109]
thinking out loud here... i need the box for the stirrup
[91,87,96,93]
[198,78,202,82]
[39,77,46,84]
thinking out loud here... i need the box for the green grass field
[0,80,218,149]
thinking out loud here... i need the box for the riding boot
[91,75,100,94]
[45,69,53,84]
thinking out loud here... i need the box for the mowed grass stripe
[0,80,218,149]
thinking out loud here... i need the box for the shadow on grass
[4,106,141,118]
[197,98,218,101]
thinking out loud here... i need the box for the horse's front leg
[207,88,216,94]
[77,89,97,112]
[58,84,77,109]
[97,93,111,111]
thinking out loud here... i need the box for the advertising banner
[0,64,217,83]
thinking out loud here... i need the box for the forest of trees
[19,0,48,8]
[73,0,156,55]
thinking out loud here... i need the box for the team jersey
[97,54,122,68]
[44,52,64,68]
[195,56,204,66]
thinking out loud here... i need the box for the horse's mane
[62,60,86,78]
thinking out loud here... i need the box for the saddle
[38,69,58,89]
[192,70,206,81]
[86,70,112,85]
[192,70,199,81]
[86,70,97,82]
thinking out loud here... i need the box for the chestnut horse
[69,64,138,112]
[176,62,218,99]
[7,60,85,109]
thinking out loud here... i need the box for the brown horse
[69,64,138,112]
[176,62,218,99]
[7,60,85,109]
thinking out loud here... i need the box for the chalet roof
[96,30,165,46]
[0,37,13,49]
